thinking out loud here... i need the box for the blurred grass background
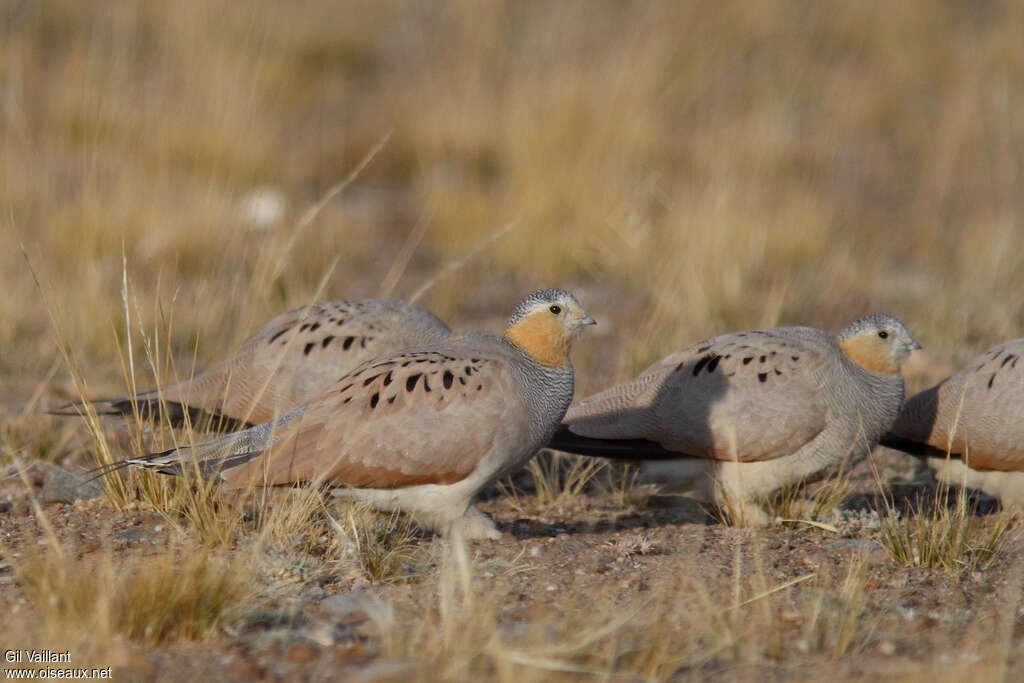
[3,0,1024,400]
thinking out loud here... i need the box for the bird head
[836,314,921,375]
[505,289,596,366]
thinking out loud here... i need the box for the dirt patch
[1,445,1021,681]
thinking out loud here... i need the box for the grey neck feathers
[832,361,905,448]
[505,343,576,445]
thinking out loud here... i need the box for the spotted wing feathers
[214,346,527,488]
[565,329,830,462]
[890,339,1024,470]
[57,299,451,427]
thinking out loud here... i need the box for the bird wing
[565,329,830,462]
[218,344,529,488]
[78,299,450,426]
[894,339,1024,471]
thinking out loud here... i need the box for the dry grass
[5,1,1024,392]
[377,539,891,681]
[12,540,252,646]
[522,452,607,508]
[877,486,1016,574]
[4,0,1024,679]
[766,466,855,527]
[380,538,639,681]
[591,462,649,510]
[324,503,422,584]
[498,453,650,519]
[7,524,1018,680]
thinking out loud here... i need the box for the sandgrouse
[550,315,920,525]
[54,298,451,428]
[99,289,595,539]
[884,338,1024,507]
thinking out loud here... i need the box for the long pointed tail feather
[84,443,188,479]
[47,397,145,417]
[547,424,682,460]
[48,396,251,431]
[84,444,263,486]
[122,449,262,478]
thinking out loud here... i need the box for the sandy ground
[2,428,1021,682]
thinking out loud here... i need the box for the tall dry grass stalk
[4,3,1024,678]
[4,0,1024,396]
[2,489,254,669]
[523,452,607,508]
[876,484,1016,574]
[868,439,1017,574]
[378,535,884,681]
[14,544,253,646]
[765,462,854,528]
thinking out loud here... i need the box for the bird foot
[719,498,772,527]
[444,507,502,541]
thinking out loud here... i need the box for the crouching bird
[549,315,920,525]
[95,289,595,540]
[883,338,1024,508]
[51,298,452,429]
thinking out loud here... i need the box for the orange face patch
[837,334,900,375]
[505,311,571,367]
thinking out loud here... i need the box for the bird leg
[331,486,501,540]
[444,506,503,541]
[719,497,772,527]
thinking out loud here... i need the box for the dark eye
[549,305,562,315]
[878,330,889,339]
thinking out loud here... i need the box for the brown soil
[1,435,1020,682]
